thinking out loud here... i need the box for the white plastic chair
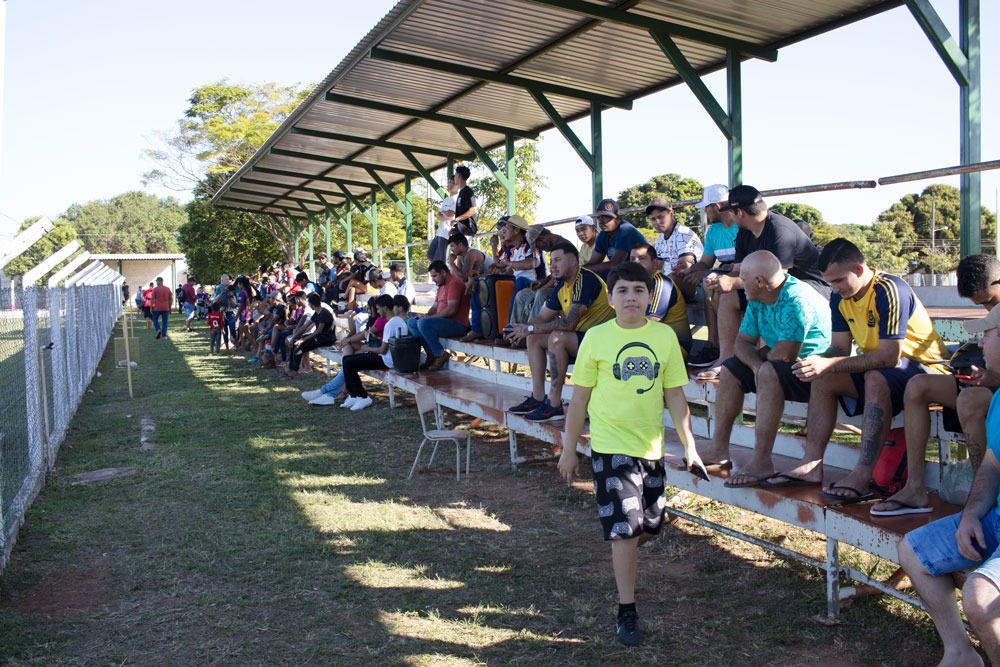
[408,387,470,481]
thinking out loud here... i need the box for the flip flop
[703,460,733,472]
[759,473,822,489]
[724,471,773,488]
[869,499,934,517]
[818,484,875,503]
[695,366,722,381]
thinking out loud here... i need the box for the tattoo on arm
[559,303,587,331]
[858,404,885,466]
[831,353,888,375]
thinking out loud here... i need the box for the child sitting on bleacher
[557,260,706,647]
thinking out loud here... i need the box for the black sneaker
[508,395,543,414]
[615,609,642,646]
[523,399,565,422]
[687,345,719,367]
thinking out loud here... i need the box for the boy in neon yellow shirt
[559,261,705,646]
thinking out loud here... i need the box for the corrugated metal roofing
[213,0,901,217]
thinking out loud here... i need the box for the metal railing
[0,255,122,571]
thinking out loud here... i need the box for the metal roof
[213,0,901,217]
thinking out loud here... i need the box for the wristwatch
[527,325,534,333]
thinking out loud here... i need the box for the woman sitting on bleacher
[301,294,410,409]
[337,298,387,356]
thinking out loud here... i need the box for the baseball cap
[332,251,346,260]
[505,214,530,231]
[644,197,672,216]
[695,184,730,210]
[367,267,383,282]
[354,249,368,259]
[526,225,545,246]
[592,198,619,219]
[719,185,763,212]
[964,308,1000,334]
[574,215,596,227]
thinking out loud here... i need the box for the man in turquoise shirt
[699,250,832,486]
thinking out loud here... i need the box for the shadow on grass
[0,323,946,666]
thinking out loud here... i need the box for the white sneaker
[340,396,359,409]
[350,396,374,411]
[309,394,337,406]
[301,389,323,401]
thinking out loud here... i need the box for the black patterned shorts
[591,452,667,541]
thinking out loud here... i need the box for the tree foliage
[3,217,78,278]
[62,191,187,254]
[468,139,545,227]
[769,202,838,246]
[143,80,309,192]
[616,174,704,229]
[179,197,282,282]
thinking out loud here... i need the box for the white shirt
[654,223,704,273]
[379,282,398,297]
[381,316,409,368]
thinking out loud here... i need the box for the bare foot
[765,459,824,486]
[938,645,984,667]
[823,469,870,499]
[871,486,930,514]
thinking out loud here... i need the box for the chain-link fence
[0,272,122,571]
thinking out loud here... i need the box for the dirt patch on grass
[1,556,112,617]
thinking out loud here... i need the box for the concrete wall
[110,258,188,297]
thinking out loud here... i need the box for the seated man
[679,184,734,367]
[697,251,831,485]
[646,197,703,301]
[507,241,615,422]
[389,262,416,302]
[786,238,950,500]
[898,307,1000,667]
[574,215,597,265]
[584,199,647,277]
[628,242,692,357]
[872,253,1000,516]
[507,226,565,329]
[444,232,490,342]
[702,185,828,380]
[284,292,336,379]
[413,260,471,371]
[335,249,374,311]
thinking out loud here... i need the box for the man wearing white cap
[679,184,735,368]
[899,306,1000,667]
[575,215,598,264]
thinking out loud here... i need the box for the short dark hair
[374,294,394,310]
[296,271,308,283]
[818,237,865,272]
[392,294,411,311]
[428,260,450,274]
[607,261,653,293]
[455,165,471,181]
[957,253,1000,298]
[307,292,322,308]
[447,232,469,247]
[550,241,579,260]
[630,241,656,256]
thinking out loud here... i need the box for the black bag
[949,341,985,375]
[389,335,422,373]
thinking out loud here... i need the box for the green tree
[847,218,917,274]
[64,191,187,254]
[616,174,704,229]
[179,198,283,282]
[468,138,545,227]
[769,202,837,246]
[3,217,78,278]
[143,80,310,191]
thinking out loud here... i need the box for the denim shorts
[906,509,1000,588]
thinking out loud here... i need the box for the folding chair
[408,387,471,481]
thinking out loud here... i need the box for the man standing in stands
[150,277,173,340]
[699,251,831,485]
[899,307,1000,667]
[507,241,615,422]
[584,199,647,276]
[780,238,949,500]
[700,185,828,380]
[451,165,478,236]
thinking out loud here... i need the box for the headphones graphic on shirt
[612,342,661,395]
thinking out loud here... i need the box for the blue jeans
[223,311,236,346]
[321,370,346,396]
[469,278,483,334]
[152,310,169,337]
[415,317,468,357]
[274,329,293,361]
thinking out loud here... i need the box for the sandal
[695,366,722,381]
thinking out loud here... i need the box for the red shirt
[435,274,471,327]
[151,285,173,311]
[207,312,224,330]
[142,288,153,307]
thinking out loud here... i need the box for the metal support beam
[454,125,513,191]
[325,92,539,139]
[650,30,732,138]
[251,167,380,190]
[591,103,603,212]
[727,49,743,187]
[404,175,414,277]
[336,183,376,225]
[366,168,410,216]
[270,148,417,176]
[290,126,466,159]
[906,0,970,85]
[368,46,632,110]
[529,90,594,171]
[524,0,778,62]
[324,210,332,258]
[402,150,448,198]
[370,191,379,252]
[505,135,516,215]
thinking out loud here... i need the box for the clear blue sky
[1,0,997,242]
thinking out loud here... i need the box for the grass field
[0,323,958,666]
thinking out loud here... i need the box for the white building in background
[90,254,188,295]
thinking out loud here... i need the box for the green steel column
[324,211,332,257]
[447,157,454,182]
[591,102,603,212]
[294,234,300,265]
[370,191,378,252]
[960,0,981,256]
[727,49,743,187]
[346,208,353,252]
[307,220,315,273]
[505,135,516,215]
[404,175,414,277]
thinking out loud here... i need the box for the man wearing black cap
[584,198,647,276]
[699,185,828,380]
